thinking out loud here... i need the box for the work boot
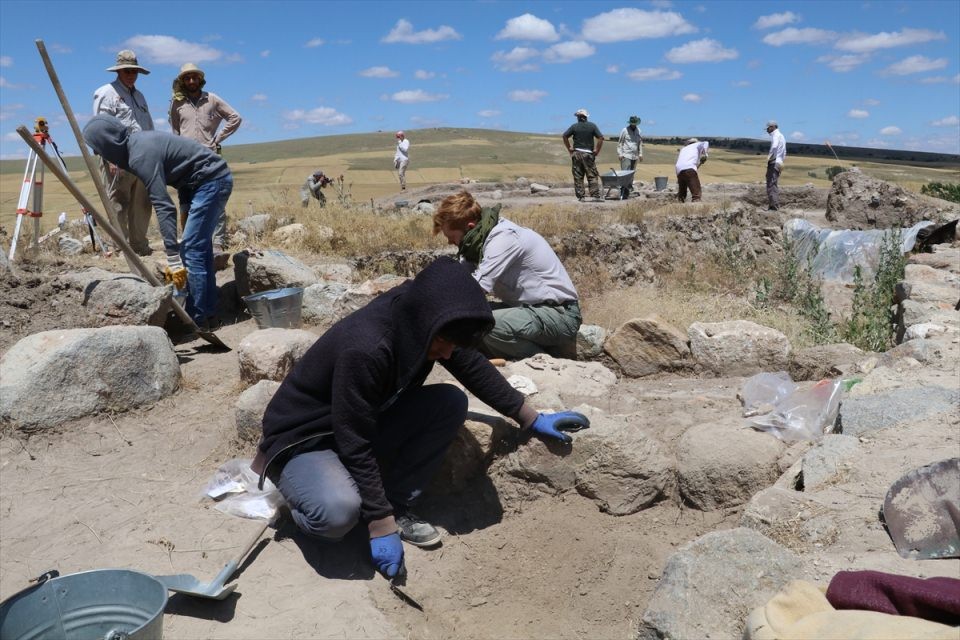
[395,511,441,547]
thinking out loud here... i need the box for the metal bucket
[654,176,668,191]
[243,287,304,329]
[0,569,167,640]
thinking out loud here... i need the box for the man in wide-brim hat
[93,50,155,256]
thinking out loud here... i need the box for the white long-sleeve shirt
[93,80,153,133]
[394,138,410,163]
[768,128,786,166]
[469,217,578,305]
[675,141,709,175]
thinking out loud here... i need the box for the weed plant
[838,230,906,351]
[920,182,960,204]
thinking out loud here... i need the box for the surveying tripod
[8,117,107,260]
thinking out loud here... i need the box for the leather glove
[164,254,187,290]
[370,532,404,579]
[530,411,590,444]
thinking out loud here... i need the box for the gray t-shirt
[563,121,603,152]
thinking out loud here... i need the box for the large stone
[237,328,316,384]
[491,411,676,515]
[688,320,791,376]
[504,354,617,402]
[908,247,960,273]
[333,275,408,321]
[604,315,689,377]
[58,268,171,327]
[839,385,959,435]
[431,413,516,494]
[235,380,281,442]
[235,213,273,237]
[907,281,959,306]
[904,263,960,286]
[800,434,860,490]
[576,324,606,360]
[313,261,355,283]
[0,326,180,429]
[740,487,840,551]
[301,282,349,325]
[881,338,943,365]
[233,249,319,298]
[638,528,803,640]
[677,418,785,510]
[825,168,957,229]
[788,342,866,381]
[272,223,307,246]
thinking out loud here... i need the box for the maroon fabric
[826,570,960,625]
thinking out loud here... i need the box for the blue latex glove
[370,533,404,578]
[530,411,591,444]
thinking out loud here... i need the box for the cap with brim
[686,138,699,144]
[574,108,589,117]
[177,62,204,81]
[765,120,778,128]
[106,50,150,75]
[396,131,404,138]
[628,116,640,125]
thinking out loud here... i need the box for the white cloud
[848,109,870,119]
[732,80,750,87]
[682,93,702,102]
[931,116,959,127]
[817,53,870,73]
[628,67,682,81]
[492,47,540,72]
[836,28,946,53]
[50,43,72,54]
[0,103,24,121]
[763,28,837,46]
[883,55,948,76]
[880,126,902,135]
[251,94,268,103]
[790,131,806,141]
[507,89,547,102]
[382,19,461,44]
[666,38,738,63]
[283,107,352,126]
[478,109,501,117]
[260,50,270,58]
[918,74,960,84]
[153,118,171,132]
[864,98,880,106]
[581,9,696,43]
[0,76,26,89]
[754,12,799,30]
[387,89,449,104]
[0,56,11,67]
[496,14,559,42]
[121,35,224,64]
[414,70,435,79]
[606,65,619,73]
[305,38,324,48]
[359,66,399,78]
[542,41,595,63]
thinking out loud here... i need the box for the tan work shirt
[169,91,242,150]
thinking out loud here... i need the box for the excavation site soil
[2,177,959,639]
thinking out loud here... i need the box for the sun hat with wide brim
[177,62,205,81]
[574,108,589,117]
[628,115,640,125]
[106,50,150,74]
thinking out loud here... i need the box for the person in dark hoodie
[82,113,232,330]
[251,257,590,579]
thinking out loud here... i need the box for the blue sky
[1,0,958,160]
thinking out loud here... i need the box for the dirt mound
[825,168,959,229]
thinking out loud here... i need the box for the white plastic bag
[750,379,843,442]
[201,458,284,521]
[739,372,798,417]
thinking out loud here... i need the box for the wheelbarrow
[601,169,636,200]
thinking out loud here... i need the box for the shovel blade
[155,573,238,600]
[883,457,960,559]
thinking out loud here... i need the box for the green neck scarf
[457,205,501,264]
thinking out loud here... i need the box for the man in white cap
[675,138,709,203]
[170,63,242,266]
[765,120,786,211]
[93,50,154,256]
[394,131,410,190]
[562,109,603,201]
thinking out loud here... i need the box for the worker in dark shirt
[562,108,604,201]
[252,258,590,579]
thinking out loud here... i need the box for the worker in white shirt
[765,120,786,211]
[674,138,709,203]
[394,131,410,190]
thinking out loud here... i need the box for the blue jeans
[275,384,468,540]
[178,175,233,321]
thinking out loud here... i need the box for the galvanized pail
[654,176,668,191]
[0,569,167,640]
[243,287,305,329]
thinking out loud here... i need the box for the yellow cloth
[744,580,958,640]
[164,266,187,290]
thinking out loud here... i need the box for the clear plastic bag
[749,379,844,442]
[201,458,284,521]
[739,371,798,417]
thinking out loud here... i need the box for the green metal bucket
[0,569,167,640]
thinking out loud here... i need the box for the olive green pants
[482,302,581,360]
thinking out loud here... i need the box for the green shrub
[825,166,846,180]
[839,230,906,351]
[920,182,960,204]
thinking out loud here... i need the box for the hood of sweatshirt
[82,114,130,169]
